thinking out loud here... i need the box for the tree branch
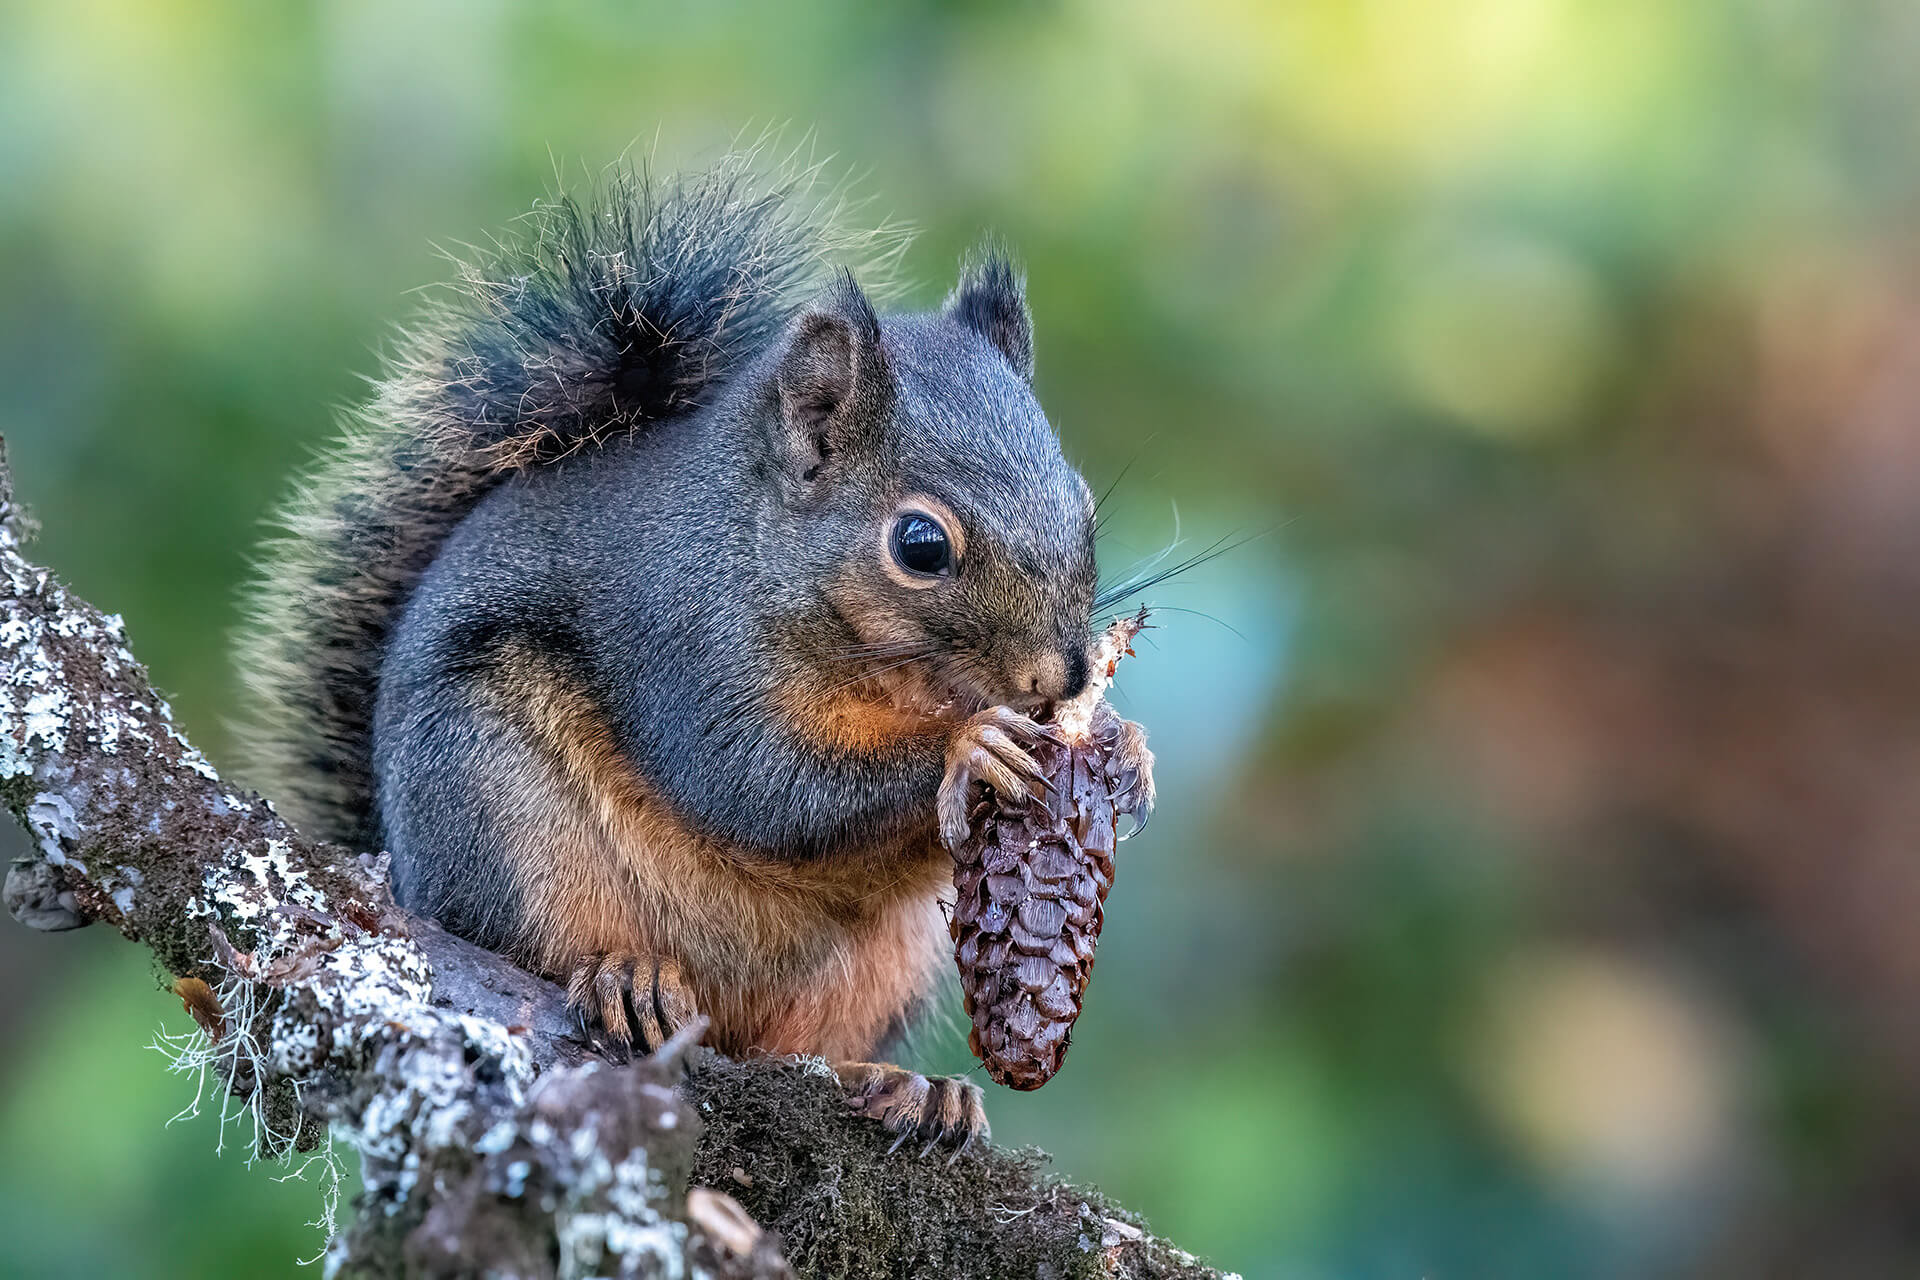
[0,434,1230,1280]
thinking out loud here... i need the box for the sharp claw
[887,1128,913,1156]
[649,967,672,1048]
[919,1134,941,1159]
[948,1126,978,1164]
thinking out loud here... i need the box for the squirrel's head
[761,257,1096,716]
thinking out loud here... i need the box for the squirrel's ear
[775,272,891,483]
[946,251,1032,381]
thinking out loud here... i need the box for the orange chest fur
[500,655,952,1059]
[570,788,953,1060]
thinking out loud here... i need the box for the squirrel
[237,156,1154,1153]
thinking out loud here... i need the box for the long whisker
[1091,440,1152,538]
[818,652,938,699]
[1095,451,1142,513]
[1100,501,1184,587]
[810,639,945,660]
[1093,527,1270,613]
[810,635,939,653]
[1094,459,1164,542]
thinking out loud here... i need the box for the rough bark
[0,436,1231,1280]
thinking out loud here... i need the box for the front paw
[565,953,700,1062]
[938,705,1059,851]
[1094,701,1155,832]
[835,1062,990,1161]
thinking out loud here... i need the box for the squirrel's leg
[937,705,1061,850]
[566,953,700,1062]
[834,1061,989,1160]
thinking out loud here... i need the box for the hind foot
[835,1061,990,1161]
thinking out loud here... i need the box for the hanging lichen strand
[951,610,1152,1090]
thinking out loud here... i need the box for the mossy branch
[0,434,1230,1280]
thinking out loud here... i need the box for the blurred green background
[6,1,1920,1276]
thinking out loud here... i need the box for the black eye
[890,512,954,578]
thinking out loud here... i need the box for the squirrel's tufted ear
[946,251,1032,381]
[775,271,892,484]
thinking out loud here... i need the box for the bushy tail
[236,153,900,848]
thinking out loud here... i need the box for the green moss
[685,1055,1217,1280]
[133,871,219,973]
[0,773,34,816]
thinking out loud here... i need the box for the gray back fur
[235,155,898,847]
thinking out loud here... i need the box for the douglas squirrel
[238,157,1154,1152]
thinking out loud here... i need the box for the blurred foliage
[6,1,1920,1276]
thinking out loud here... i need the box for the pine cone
[950,612,1151,1090]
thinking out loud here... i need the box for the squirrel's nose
[1008,648,1089,705]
